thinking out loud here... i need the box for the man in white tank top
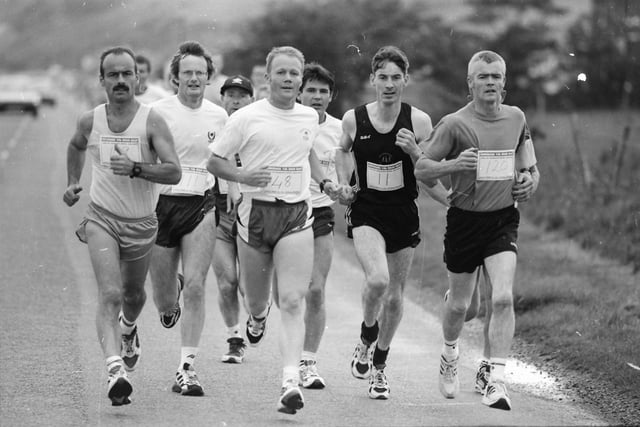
[148,41,228,397]
[63,46,181,407]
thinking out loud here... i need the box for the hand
[109,144,134,176]
[455,147,478,171]
[63,184,82,206]
[512,171,534,202]
[241,167,272,187]
[227,183,242,214]
[395,128,419,156]
[322,181,341,201]
[337,184,356,205]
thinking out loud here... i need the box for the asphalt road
[0,98,607,426]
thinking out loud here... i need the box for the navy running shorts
[155,191,215,248]
[311,206,335,239]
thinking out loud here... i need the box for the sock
[301,351,316,363]
[179,347,198,370]
[227,324,242,338]
[106,355,123,372]
[443,340,459,360]
[489,357,507,382]
[360,320,379,345]
[282,366,299,385]
[119,311,136,335]
[372,345,389,369]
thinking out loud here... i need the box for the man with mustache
[63,46,181,406]
[415,50,539,410]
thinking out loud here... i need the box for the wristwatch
[130,162,142,178]
[319,178,332,193]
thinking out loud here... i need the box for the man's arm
[206,153,272,187]
[335,110,356,186]
[63,112,92,206]
[110,109,181,184]
[396,108,433,165]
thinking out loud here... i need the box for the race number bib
[366,161,404,191]
[476,150,515,181]
[99,136,141,167]
[239,166,303,195]
[171,166,210,195]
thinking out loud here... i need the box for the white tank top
[87,103,159,218]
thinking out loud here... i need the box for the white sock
[489,357,507,382]
[301,351,316,363]
[282,366,299,385]
[179,347,198,370]
[106,355,123,372]
[119,311,135,335]
[443,340,459,360]
[227,324,241,338]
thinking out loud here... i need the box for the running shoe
[368,366,390,399]
[160,273,184,328]
[246,304,270,347]
[277,378,304,415]
[482,381,512,410]
[120,325,141,372]
[350,341,374,379]
[299,360,326,389]
[172,363,204,396]
[438,354,459,399]
[107,364,132,406]
[474,359,491,394]
[221,337,246,364]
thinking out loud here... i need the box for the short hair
[169,41,215,80]
[135,54,152,72]
[371,46,409,75]
[467,50,506,77]
[265,46,305,73]
[99,46,136,78]
[302,63,335,94]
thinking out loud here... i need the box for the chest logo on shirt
[300,129,311,142]
[360,134,371,140]
[208,131,216,142]
[379,153,393,164]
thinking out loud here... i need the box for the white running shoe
[482,381,512,410]
[172,363,204,396]
[438,354,459,399]
[299,360,326,389]
[277,378,304,414]
[107,364,132,406]
[351,341,374,379]
[368,366,390,399]
[474,360,491,394]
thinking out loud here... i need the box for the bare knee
[365,272,389,297]
[217,278,239,300]
[100,287,122,308]
[183,281,205,305]
[492,293,514,313]
[305,285,325,312]
[122,286,145,307]
[383,292,403,315]
[279,291,305,314]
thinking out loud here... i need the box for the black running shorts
[155,191,215,248]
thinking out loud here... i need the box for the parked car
[0,89,41,116]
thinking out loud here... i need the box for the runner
[296,62,342,389]
[334,46,434,400]
[213,74,254,363]
[63,46,181,406]
[148,41,227,396]
[415,50,539,410]
[134,54,171,104]
[207,46,339,414]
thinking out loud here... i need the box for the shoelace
[356,343,370,364]
[122,333,136,355]
[441,358,457,381]
[300,361,319,379]
[180,369,199,386]
[248,316,266,335]
[372,370,388,388]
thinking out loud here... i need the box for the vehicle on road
[0,89,41,116]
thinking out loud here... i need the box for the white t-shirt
[136,83,171,105]
[310,113,342,208]
[152,95,228,196]
[210,98,319,204]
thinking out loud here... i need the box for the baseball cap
[220,75,253,96]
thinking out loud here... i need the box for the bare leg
[304,232,333,353]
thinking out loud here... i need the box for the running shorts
[155,191,215,248]
[214,196,238,244]
[75,202,158,262]
[311,206,335,239]
[346,200,421,253]
[237,198,312,252]
[443,205,520,274]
